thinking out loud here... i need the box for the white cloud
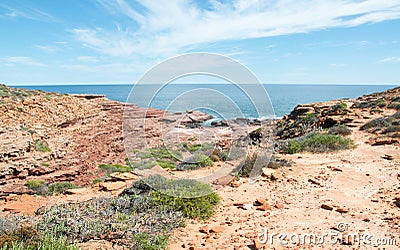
[0,57,46,67]
[379,57,400,63]
[76,56,99,63]
[70,0,400,58]
[0,3,57,22]
[35,45,59,53]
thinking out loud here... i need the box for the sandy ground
[168,128,400,249]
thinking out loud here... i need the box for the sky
[0,0,400,85]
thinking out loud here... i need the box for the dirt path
[168,128,400,249]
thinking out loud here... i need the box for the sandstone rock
[213,175,236,186]
[261,168,276,178]
[100,181,126,191]
[321,204,334,211]
[199,226,209,234]
[256,203,272,211]
[308,178,321,186]
[275,203,284,209]
[254,199,272,211]
[65,187,90,195]
[210,226,225,233]
[336,207,349,213]
[254,198,267,206]
[230,181,242,188]
[109,172,139,181]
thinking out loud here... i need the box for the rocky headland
[0,84,399,249]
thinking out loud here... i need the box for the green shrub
[283,132,354,154]
[41,162,50,167]
[133,233,168,250]
[176,153,213,171]
[392,96,400,102]
[141,175,220,219]
[330,103,347,112]
[37,175,217,248]
[360,118,390,131]
[92,178,105,184]
[25,181,77,195]
[99,164,131,174]
[47,182,77,195]
[384,125,400,134]
[180,142,213,153]
[34,140,51,152]
[25,180,47,195]
[209,154,220,162]
[155,159,176,169]
[287,140,302,154]
[25,180,45,190]
[0,223,77,250]
[388,102,400,110]
[353,99,386,109]
[149,147,182,161]
[328,125,351,136]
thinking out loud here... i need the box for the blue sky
[1,0,400,85]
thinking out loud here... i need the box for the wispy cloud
[71,0,400,58]
[76,56,99,63]
[0,56,46,67]
[0,3,57,22]
[35,45,59,53]
[379,57,400,63]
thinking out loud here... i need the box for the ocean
[19,84,396,119]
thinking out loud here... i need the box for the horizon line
[5,82,399,87]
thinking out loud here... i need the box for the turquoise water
[19,84,396,119]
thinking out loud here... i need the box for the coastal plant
[287,140,302,154]
[180,142,213,153]
[176,153,213,171]
[329,103,348,112]
[328,125,352,136]
[47,182,78,195]
[282,132,354,154]
[388,102,400,110]
[133,233,168,250]
[139,175,220,219]
[25,180,77,195]
[99,163,131,174]
[25,180,47,194]
[353,99,386,109]
[37,175,217,248]
[360,117,390,131]
[34,140,51,152]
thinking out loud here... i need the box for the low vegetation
[361,111,400,138]
[352,99,387,109]
[34,140,51,153]
[98,163,131,174]
[25,180,78,196]
[235,154,292,177]
[176,153,213,171]
[5,176,220,249]
[281,132,354,154]
[0,215,77,250]
[328,125,352,136]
